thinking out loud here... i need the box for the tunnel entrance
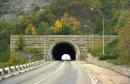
[51,42,76,61]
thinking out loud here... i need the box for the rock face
[0,0,51,21]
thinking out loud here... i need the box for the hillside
[0,0,130,67]
[0,0,51,21]
[0,0,129,34]
[49,0,130,34]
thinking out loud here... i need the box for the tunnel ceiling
[52,42,76,60]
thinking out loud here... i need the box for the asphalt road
[0,61,91,84]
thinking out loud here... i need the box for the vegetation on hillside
[0,0,130,67]
[89,1,130,65]
[114,10,130,64]
[51,12,81,34]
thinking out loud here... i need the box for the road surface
[0,61,91,84]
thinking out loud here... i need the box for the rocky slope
[0,0,51,21]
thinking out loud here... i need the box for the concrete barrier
[0,69,4,76]
[0,69,4,80]
[32,62,37,69]
[3,67,10,74]
[0,60,47,80]
[15,66,20,71]
[26,64,30,70]
[10,66,16,73]
[3,67,11,78]
[29,63,33,70]
[19,65,23,70]
[12,66,20,75]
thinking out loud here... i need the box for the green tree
[90,40,103,57]
[115,26,130,64]
[16,35,25,51]
[9,50,28,65]
[37,22,47,34]
[9,50,20,65]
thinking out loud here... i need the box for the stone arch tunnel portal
[51,42,77,61]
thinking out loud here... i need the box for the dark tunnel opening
[51,42,76,61]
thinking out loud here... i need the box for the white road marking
[34,62,65,84]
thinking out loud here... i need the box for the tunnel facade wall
[10,35,117,61]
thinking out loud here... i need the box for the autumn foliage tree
[25,23,37,35]
[52,19,62,34]
[52,12,81,34]
[90,0,101,9]
[54,19,62,29]
[114,10,130,64]
[70,17,80,34]
[115,27,130,64]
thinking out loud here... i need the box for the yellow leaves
[54,19,62,29]
[61,12,81,30]
[52,12,81,34]
[63,12,69,19]
[52,19,62,33]
[95,0,101,5]
[26,23,37,35]
[61,12,69,23]
[91,0,101,9]
[31,26,37,35]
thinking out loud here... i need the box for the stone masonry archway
[48,41,80,61]
[10,35,117,61]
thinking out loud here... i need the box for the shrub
[24,48,43,61]
[90,40,103,57]
[99,54,118,60]
[15,35,25,51]
[90,39,119,60]
[9,50,28,66]
[0,62,10,68]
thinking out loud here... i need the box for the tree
[70,17,81,33]
[31,25,37,35]
[25,23,37,35]
[115,27,130,64]
[90,40,103,57]
[54,19,62,29]
[9,49,21,65]
[92,0,101,8]
[114,9,130,64]
[52,19,62,34]
[9,49,28,65]
[52,12,81,34]
[61,11,69,24]
[16,35,25,51]
[37,22,47,35]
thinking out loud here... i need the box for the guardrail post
[0,60,46,80]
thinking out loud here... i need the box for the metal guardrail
[0,60,45,80]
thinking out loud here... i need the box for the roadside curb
[79,62,101,84]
